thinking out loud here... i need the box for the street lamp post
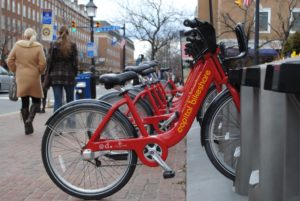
[122,24,126,69]
[86,0,97,66]
[254,0,260,65]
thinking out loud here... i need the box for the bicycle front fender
[200,89,230,146]
[45,99,113,125]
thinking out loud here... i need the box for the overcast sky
[77,0,197,21]
[77,0,197,58]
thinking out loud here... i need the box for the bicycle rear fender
[45,99,113,125]
[200,89,229,146]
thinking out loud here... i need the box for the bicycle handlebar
[184,29,197,37]
[183,19,198,28]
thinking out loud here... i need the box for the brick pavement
[0,110,186,201]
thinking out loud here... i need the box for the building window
[7,0,10,11]
[37,11,40,22]
[23,5,27,17]
[28,7,31,19]
[291,8,300,32]
[258,8,271,33]
[1,0,5,8]
[12,0,15,12]
[17,20,21,33]
[17,2,21,15]
[1,16,5,29]
[12,18,16,32]
[33,9,36,21]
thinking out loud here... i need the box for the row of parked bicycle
[41,18,248,200]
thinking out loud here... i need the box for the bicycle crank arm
[150,151,175,179]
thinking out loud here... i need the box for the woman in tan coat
[7,28,46,135]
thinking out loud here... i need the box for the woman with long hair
[7,28,46,135]
[47,26,78,111]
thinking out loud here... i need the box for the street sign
[95,25,122,32]
[41,25,53,41]
[87,42,97,58]
[41,9,55,41]
[42,9,52,25]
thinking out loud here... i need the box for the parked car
[0,66,14,92]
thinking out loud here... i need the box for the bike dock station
[232,56,300,201]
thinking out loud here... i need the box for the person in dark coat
[47,26,78,111]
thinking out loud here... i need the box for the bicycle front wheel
[41,103,138,200]
[197,85,218,124]
[201,90,240,180]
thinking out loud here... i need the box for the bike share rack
[233,57,300,201]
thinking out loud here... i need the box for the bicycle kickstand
[149,151,175,179]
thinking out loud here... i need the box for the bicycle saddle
[141,68,156,76]
[99,71,138,89]
[125,64,152,74]
[160,68,170,72]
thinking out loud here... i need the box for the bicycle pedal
[163,170,175,179]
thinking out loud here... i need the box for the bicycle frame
[84,50,240,167]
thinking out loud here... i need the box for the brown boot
[25,104,40,134]
[21,108,33,135]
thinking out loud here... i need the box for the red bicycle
[41,19,247,200]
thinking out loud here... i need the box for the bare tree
[271,0,299,49]
[155,38,181,70]
[219,0,300,53]
[219,2,254,44]
[118,0,182,60]
[0,31,13,67]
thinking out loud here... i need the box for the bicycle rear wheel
[201,90,240,180]
[42,103,138,200]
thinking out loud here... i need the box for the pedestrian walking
[46,25,78,112]
[7,28,46,135]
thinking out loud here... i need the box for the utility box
[75,72,96,99]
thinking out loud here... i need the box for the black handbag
[9,77,18,101]
[43,43,54,89]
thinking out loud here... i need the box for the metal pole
[90,16,95,66]
[254,0,260,65]
[209,0,214,25]
[179,31,184,85]
[122,23,126,69]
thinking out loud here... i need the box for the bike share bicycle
[41,18,247,200]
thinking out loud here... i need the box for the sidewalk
[0,110,185,201]
[186,123,248,201]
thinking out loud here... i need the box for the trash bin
[75,72,96,99]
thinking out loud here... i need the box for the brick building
[0,0,91,67]
[95,21,135,73]
[197,0,300,53]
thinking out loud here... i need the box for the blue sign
[87,50,94,58]
[95,26,122,32]
[87,42,94,48]
[42,10,52,24]
[52,24,57,41]
[87,42,96,58]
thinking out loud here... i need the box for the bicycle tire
[99,91,154,134]
[197,85,218,125]
[201,90,240,180]
[42,103,138,200]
